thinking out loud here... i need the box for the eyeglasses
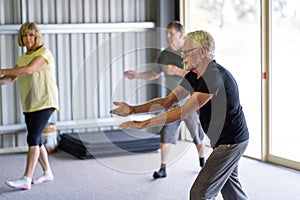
[181,47,200,56]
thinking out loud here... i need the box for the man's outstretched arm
[111,89,213,130]
[124,70,160,80]
[109,86,189,117]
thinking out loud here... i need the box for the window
[182,0,262,159]
[183,0,300,170]
[270,0,300,164]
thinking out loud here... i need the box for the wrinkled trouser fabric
[190,140,249,200]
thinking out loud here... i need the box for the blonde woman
[0,22,59,190]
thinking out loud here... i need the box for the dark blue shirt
[180,60,249,147]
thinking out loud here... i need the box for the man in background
[124,21,205,179]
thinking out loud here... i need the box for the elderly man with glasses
[111,30,249,200]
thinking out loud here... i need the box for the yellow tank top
[17,46,59,113]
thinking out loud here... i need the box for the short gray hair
[185,30,215,58]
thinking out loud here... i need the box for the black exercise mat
[58,129,160,159]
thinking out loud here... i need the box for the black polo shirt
[180,60,249,147]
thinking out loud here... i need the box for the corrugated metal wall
[0,0,170,151]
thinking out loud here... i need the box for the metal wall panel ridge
[0,0,160,151]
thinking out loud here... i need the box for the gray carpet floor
[1,141,300,200]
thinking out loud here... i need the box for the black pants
[24,108,55,146]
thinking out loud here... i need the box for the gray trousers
[190,139,249,200]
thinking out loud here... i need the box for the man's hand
[109,101,133,117]
[124,70,138,80]
[163,65,188,77]
[163,65,177,75]
[119,121,143,130]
